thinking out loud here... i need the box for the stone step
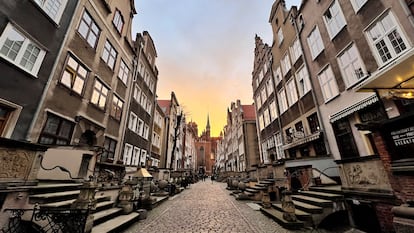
[95,200,115,211]
[309,185,342,195]
[272,203,312,221]
[260,207,304,230]
[251,185,267,191]
[292,200,323,214]
[245,188,259,193]
[91,212,140,233]
[292,195,333,208]
[92,207,123,224]
[30,190,81,204]
[41,198,76,208]
[299,190,343,201]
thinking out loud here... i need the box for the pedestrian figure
[211,175,214,184]
[203,175,205,182]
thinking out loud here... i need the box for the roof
[157,100,171,115]
[133,168,153,178]
[241,105,256,121]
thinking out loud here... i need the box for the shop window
[333,118,359,158]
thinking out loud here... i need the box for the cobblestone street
[122,181,294,233]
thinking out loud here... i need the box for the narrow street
[122,181,293,233]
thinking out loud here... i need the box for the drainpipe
[290,13,332,155]
[26,0,82,142]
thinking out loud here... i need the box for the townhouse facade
[25,0,137,182]
[292,0,414,231]
[0,0,78,140]
[216,100,259,177]
[123,31,158,176]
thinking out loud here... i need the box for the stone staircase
[260,185,346,230]
[28,182,140,233]
[235,178,275,201]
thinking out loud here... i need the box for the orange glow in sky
[133,0,301,136]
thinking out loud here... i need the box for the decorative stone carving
[0,149,33,179]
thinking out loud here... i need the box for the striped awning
[329,94,379,123]
[282,131,321,150]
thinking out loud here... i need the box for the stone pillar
[282,190,297,222]
[71,180,97,233]
[118,182,134,214]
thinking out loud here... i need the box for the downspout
[26,0,82,141]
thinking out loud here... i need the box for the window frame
[278,88,288,114]
[337,43,367,88]
[112,9,124,34]
[101,40,117,70]
[286,78,298,107]
[60,54,88,95]
[34,0,68,23]
[318,65,339,102]
[350,0,368,13]
[307,26,324,60]
[90,78,109,110]
[78,10,101,49]
[323,0,347,39]
[38,113,75,145]
[110,94,123,121]
[0,24,46,76]
[102,136,117,160]
[296,65,311,97]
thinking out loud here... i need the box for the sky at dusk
[132,0,301,136]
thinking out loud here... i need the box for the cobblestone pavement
[122,181,296,233]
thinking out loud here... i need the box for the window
[337,44,366,87]
[275,133,285,160]
[281,53,291,76]
[140,150,147,166]
[34,0,67,23]
[91,79,109,110]
[78,10,100,48]
[286,79,298,106]
[38,113,74,145]
[143,124,149,139]
[307,113,320,133]
[128,112,137,131]
[0,24,46,76]
[132,147,140,166]
[141,93,147,108]
[0,104,13,136]
[269,100,277,121]
[296,66,311,97]
[266,78,273,96]
[137,119,144,136]
[273,66,282,84]
[258,113,264,131]
[110,94,123,120]
[133,84,141,102]
[307,26,324,60]
[102,137,117,160]
[333,118,359,158]
[366,12,408,65]
[318,66,339,102]
[123,143,133,165]
[277,28,284,46]
[60,55,88,95]
[101,40,117,69]
[278,88,288,113]
[118,60,129,85]
[263,108,270,126]
[146,101,152,114]
[350,0,368,12]
[112,10,124,34]
[255,95,262,109]
[260,88,267,103]
[290,39,302,63]
[323,0,346,39]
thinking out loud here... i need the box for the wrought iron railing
[1,206,89,233]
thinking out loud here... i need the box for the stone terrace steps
[299,190,344,201]
[41,194,110,208]
[91,212,140,233]
[292,200,323,214]
[92,207,123,225]
[292,195,333,208]
[260,206,304,230]
[272,203,312,221]
[309,185,342,194]
[29,190,81,204]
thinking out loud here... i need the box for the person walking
[211,175,214,184]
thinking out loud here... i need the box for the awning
[329,94,378,123]
[283,131,321,150]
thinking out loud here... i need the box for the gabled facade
[158,92,182,170]
[150,101,166,168]
[266,0,335,187]
[0,0,78,140]
[122,31,158,175]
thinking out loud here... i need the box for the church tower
[206,114,211,139]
